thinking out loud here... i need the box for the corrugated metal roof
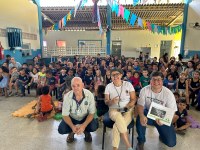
[42,3,184,30]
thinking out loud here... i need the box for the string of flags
[48,0,88,31]
[110,1,182,35]
[48,0,182,35]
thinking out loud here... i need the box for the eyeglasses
[111,73,121,78]
[151,78,162,82]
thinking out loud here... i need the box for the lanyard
[113,81,123,107]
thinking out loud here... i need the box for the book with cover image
[147,102,175,126]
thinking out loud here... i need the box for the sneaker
[8,91,13,96]
[20,93,25,97]
[136,143,144,150]
[84,131,92,143]
[15,92,19,96]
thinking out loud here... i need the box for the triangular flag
[112,3,119,15]
[151,24,155,33]
[118,5,124,18]
[138,17,143,28]
[74,0,82,17]
[81,0,88,7]
[133,0,140,6]
[154,25,158,33]
[142,20,147,29]
[124,8,130,22]
[146,22,151,31]
[63,16,67,26]
[67,12,71,21]
[54,23,59,30]
[130,13,137,26]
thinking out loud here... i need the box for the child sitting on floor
[173,98,191,135]
[36,86,56,122]
[8,67,19,96]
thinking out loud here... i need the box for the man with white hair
[58,77,98,143]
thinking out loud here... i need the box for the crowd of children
[0,53,200,128]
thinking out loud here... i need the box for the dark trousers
[136,109,176,147]
[197,91,200,107]
[58,116,99,134]
[190,90,199,104]
[18,82,25,94]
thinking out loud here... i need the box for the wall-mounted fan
[189,22,200,30]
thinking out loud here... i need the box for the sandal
[67,132,75,143]
[84,131,92,143]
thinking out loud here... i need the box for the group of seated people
[0,53,200,150]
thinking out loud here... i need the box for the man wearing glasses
[58,77,98,143]
[136,71,177,150]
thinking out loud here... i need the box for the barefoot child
[36,86,56,121]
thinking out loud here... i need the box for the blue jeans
[136,109,176,147]
[18,82,25,94]
[58,116,99,134]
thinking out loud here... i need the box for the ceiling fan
[189,22,200,30]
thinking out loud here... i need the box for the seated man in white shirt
[58,77,98,143]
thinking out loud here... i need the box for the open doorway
[140,47,151,59]
[160,40,172,58]
[112,40,122,57]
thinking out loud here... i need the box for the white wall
[185,0,200,51]
[0,0,40,49]
[44,30,177,58]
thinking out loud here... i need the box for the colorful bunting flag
[146,22,151,30]
[58,20,62,29]
[151,24,155,33]
[67,12,71,21]
[54,23,59,30]
[133,0,140,6]
[81,0,88,7]
[118,5,124,18]
[92,0,98,23]
[154,25,158,33]
[63,16,67,27]
[138,17,143,28]
[124,8,130,22]
[48,0,182,35]
[142,20,147,29]
[112,3,119,15]
[130,13,137,26]
[74,0,82,17]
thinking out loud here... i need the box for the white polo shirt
[62,89,96,121]
[137,85,177,112]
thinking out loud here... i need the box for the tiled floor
[0,92,200,150]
